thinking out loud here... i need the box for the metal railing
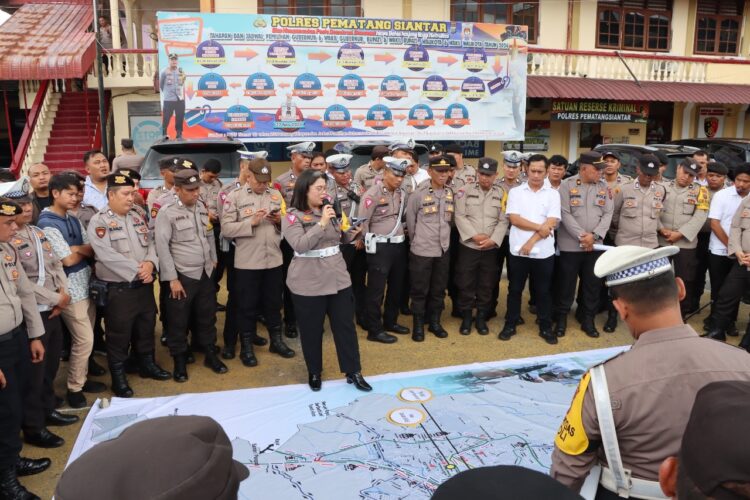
[11,80,51,176]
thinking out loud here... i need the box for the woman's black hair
[290,169,326,212]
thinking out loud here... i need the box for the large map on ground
[69,347,626,498]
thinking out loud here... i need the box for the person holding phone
[281,170,370,392]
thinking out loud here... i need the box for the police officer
[221,158,294,367]
[150,158,197,222]
[602,151,632,193]
[444,143,476,190]
[274,142,314,339]
[88,173,170,398]
[198,158,224,303]
[658,159,709,318]
[454,158,508,335]
[406,155,455,341]
[327,154,367,327]
[359,157,410,344]
[555,152,612,339]
[607,154,666,332]
[155,169,226,382]
[551,245,750,499]
[0,200,49,500]
[353,145,389,191]
[1,181,78,450]
[217,150,269,359]
[146,157,176,211]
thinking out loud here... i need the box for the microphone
[322,198,342,218]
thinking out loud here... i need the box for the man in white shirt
[82,150,111,210]
[500,154,561,345]
[705,163,750,339]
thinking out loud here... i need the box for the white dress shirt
[708,186,748,256]
[506,182,561,259]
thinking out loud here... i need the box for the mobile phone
[352,217,368,227]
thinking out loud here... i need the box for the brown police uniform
[76,204,98,231]
[146,185,169,211]
[454,181,507,317]
[611,180,666,249]
[199,178,222,218]
[281,207,361,376]
[353,162,382,192]
[451,164,476,190]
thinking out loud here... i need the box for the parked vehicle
[668,138,750,175]
[567,143,701,180]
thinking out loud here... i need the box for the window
[596,1,671,51]
[450,1,539,44]
[259,0,361,17]
[694,0,743,55]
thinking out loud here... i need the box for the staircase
[43,90,104,173]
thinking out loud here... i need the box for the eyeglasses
[310,185,327,192]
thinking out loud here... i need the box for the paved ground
[21,281,746,499]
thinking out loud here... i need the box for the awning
[0,2,95,80]
[528,76,750,105]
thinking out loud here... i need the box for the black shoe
[284,323,298,339]
[0,466,40,499]
[726,323,739,337]
[581,321,600,338]
[23,428,64,449]
[82,380,107,393]
[269,332,296,358]
[475,310,490,335]
[204,351,228,374]
[412,314,425,342]
[216,302,226,312]
[367,331,397,344]
[603,311,618,333]
[16,457,50,477]
[399,306,413,316]
[173,354,188,383]
[554,315,567,338]
[221,345,235,360]
[87,357,106,376]
[498,324,516,341]
[346,372,372,392]
[539,330,558,345]
[253,335,268,347]
[138,353,171,381]
[66,390,87,409]
[428,312,448,338]
[739,332,750,352]
[109,362,134,398]
[308,373,322,391]
[160,334,167,346]
[459,311,473,335]
[45,410,79,427]
[516,316,525,326]
[704,329,726,342]
[488,308,498,319]
[384,323,410,334]
[239,332,258,367]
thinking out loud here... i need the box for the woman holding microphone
[281,169,371,392]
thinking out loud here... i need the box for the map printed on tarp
[68,346,627,498]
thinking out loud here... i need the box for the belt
[107,280,146,290]
[294,246,340,258]
[372,235,405,244]
[600,466,667,500]
[0,325,24,343]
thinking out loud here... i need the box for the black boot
[88,356,106,376]
[253,335,268,347]
[284,322,298,339]
[704,328,727,341]
[428,311,448,338]
[554,314,567,338]
[173,354,188,383]
[475,310,490,335]
[221,344,235,360]
[0,466,39,500]
[726,322,739,337]
[498,323,516,341]
[739,328,750,352]
[239,332,258,367]
[269,330,296,358]
[138,353,171,381]
[109,362,133,398]
[581,318,601,338]
[459,310,473,335]
[603,310,618,333]
[412,314,425,342]
[123,352,139,374]
[204,350,228,374]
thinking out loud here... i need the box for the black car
[668,138,750,172]
[582,143,701,180]
[140,137,247,190]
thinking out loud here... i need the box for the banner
[156,12,528,142]
[551,100,648,123]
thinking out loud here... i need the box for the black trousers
[556,251,602,319]
[212,225,226,293]
[671,248,697,316]
[409,251,450,316]
[712,261,750,328]
[291,288,361,375]
[490,234,510,313]
[164,272,217,356]
[447,227,460,309]
[235,266,283,334]
[222,244,239,348]
[365,242,406,332]
[22,312,62,432]
[691,231,711,311]
[162,99,185,136]
[341,245,367,322]
[708,253,736,320]
[507,254,554,330]
[0,327,30,468]
[455,245,499,312]
[104,284,157,364]
[281,239,297,327]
